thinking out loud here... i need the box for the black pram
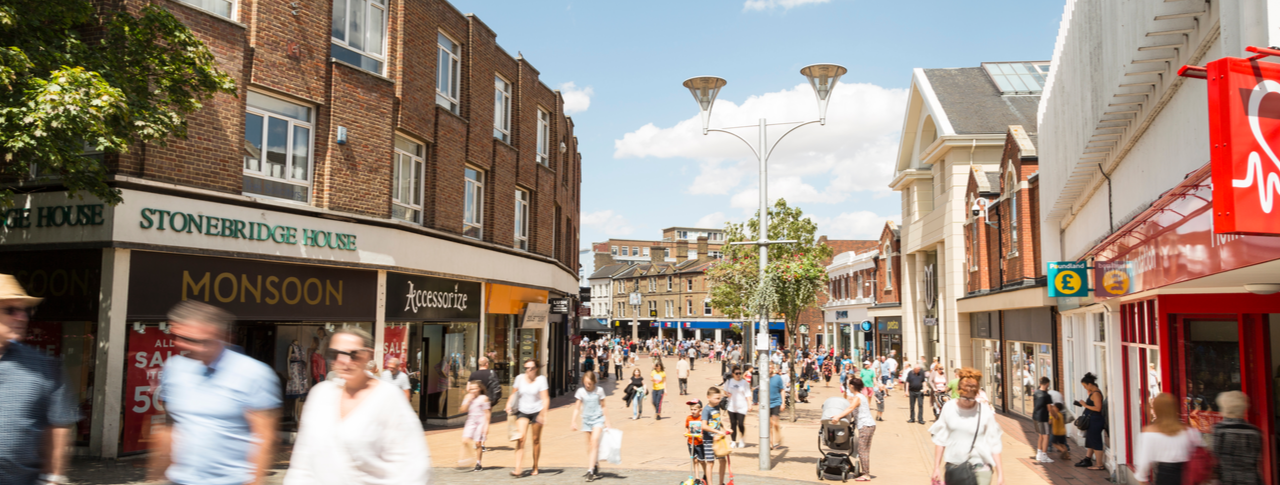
[816,398,860,481]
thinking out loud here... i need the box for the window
[665,300,673,318]
[331,0,387,74]
[463,166,483,239]
[704,301,712,316]
[666,276,672,291]
[632,246,639,256]
[536,109,551,166]
[688,249,697,260]
[642,247,650,257]
[664,248,671,258]
[243,92,313,202]
[514,188,530,250]
[391,136,424,222]
[648,300,656,317]
[177,0,232,18]
[687,279,693,291]
[648,278,656,292]
[686,299,693,316]
[1007,171,1019,254]
[709,250,722,259]
[884,251,894,291]
[611,246,618,256]
[437,33,461,113]
[494,76,512,142]
[969,220,979,271]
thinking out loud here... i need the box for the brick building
[0,0,581,458]
[799,237,876,350]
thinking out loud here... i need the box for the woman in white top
[1134,393,1203,485]
[570,371,610,481]
[929,367,1005,485]
[285,328,429,485]
[505,358,550,477]
[723,365,752,448]
[829,377,877,481]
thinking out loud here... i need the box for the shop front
[485,283,549,397]
[384,271,481,422]
[875,316,902,359]
[1000,307,1054,419]
[968,311,1003,413]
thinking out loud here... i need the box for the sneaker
[907,419,915,423]
[473,463,483,472]
[1041,455,1055,463]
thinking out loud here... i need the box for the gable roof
[920,67,1041,135]
[588,263,630,279]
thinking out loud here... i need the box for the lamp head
[800,64,847,125]
[683,76,727,135]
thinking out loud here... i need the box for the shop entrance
[877,333,901,359]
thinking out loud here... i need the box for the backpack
[485,370,502,403]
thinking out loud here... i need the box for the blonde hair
[1151,393,1187,436]
[1216,391,1249,419]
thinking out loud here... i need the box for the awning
[579,318,611,332]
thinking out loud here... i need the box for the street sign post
[1047,261,1089,297]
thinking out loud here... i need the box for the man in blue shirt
[768,363,786,450]
[149,301,280,485]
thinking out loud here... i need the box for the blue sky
[451,0,1065,249]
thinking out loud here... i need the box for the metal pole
[756,117,771,471]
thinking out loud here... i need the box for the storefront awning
[579,318,611,332]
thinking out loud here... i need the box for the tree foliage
[0,0,236,207]
[705,199,833,349]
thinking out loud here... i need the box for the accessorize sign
[1203,55,1280,235]
[126,251,377,320]
[384,272,481,321]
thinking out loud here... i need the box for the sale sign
[382,326,406,371]
[1204,55,1280,234]
[122,327,187,453]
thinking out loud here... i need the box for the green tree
[0,0,236,207]
[706,199,833,350]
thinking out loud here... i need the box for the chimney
[650,244,664,264]
[594,252,613,272]
[677,240,689,262]
[696,236,709,259]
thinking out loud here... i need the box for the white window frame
[176,0,234,19]
[391,136,425,223]
[686,299,693,316]
[514,188,530,250]
[1007,169,1020,257]
[687,279,693,291]
[611,246,618,256]
[463,165,484,239]
[666,276,672,291]
[494,75,513,142]
[632,246,639,256]
[437,32,461,113]
[330,0,387,74]
[703,301,712,316]
[665,300,673,318]
[884,247,894,290]
[536,108,551,166]
[243,91,314,203]
[970,221,979,272]
[642,247,650,257]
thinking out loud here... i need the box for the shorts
[515,410,542,422]
[875,400,884,413]
[689,442,712,462]
[1035,421,1051,435]
[770,406,781,416]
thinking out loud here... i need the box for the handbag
[507,414,522,441]
[1183,429,1216,485]
[943,406,982,485]
[713,436,731,457]
[1073,412,1091,431]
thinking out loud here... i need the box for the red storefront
[1087,163,1280,482]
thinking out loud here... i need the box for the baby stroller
[816,418,860,481]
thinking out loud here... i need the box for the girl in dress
[458,380,491,471]
[571,371,610,481]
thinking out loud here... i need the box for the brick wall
[97,0,582,270]
[875,223,902,305]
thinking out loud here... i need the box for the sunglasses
[174,334,211,346]
[0,306,34,317]
[524,365,537,371]
[326,348,369,360]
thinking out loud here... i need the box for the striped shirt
[0,342,78,485]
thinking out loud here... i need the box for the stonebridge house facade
[0,0,582,459]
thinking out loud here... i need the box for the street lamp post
[682,64,846,471]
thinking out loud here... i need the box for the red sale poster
[23,321,62,358]
[121,327,187,454]
[383,326,407,371]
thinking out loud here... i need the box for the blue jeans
[652,389,665,415]
[633,389,646,417]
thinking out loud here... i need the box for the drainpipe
[1098,164,1114,233]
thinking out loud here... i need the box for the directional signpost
[1047,261,1090,297]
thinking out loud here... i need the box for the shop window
[243,91,313,202]
[331,0,387,74]
[391,136,425,223]
[1182,318,1240,434]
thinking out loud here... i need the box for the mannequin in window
[286,338,309,425]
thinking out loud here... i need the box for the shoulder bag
[1183,429,1216,485]
[943,406,982,485]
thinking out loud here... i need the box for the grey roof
[922,67,1041,135]
[589,263,630,279]
[983,172,1001,194]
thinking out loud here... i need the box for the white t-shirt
[513,374,549,414]
[725,378,751,414]
[378,370,411,391]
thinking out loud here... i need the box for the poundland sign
[138,208,358,251]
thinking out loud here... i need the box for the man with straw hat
[0,274,77,485]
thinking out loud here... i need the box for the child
[685,400,709,483]
[703,388,731,485]
[1049,401,1071,460]
[458,380,490,471]
[873,382,886,422]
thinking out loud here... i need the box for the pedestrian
[148,301,281,485]
[822,357,834,387]
[929,367,1005,485]
[379,357,411,400]
[458,380,491,471]
[1032,377,1054,463]
[1073,372,1106,470]
[571,371,610,481]
[628,368,647,419]
[930,363,949,418]
[905,363,926,424]
[1135,393,1205,485]
[873,382,886,421]
[768,363,786,450]
[285,327,430,484]
[723,365,750,448]
[828,377,876,481]
[1210,391,1262,485]
[684,399,711,483]
[884,352,899,393]
[507,358,551,477]
[688,344,697,371]
[584,347,596,374]
[612,349,623,381]
[652,361,668,420]
[1049,397,1071,460]
[702,387,731,485]
[0,275,76,485]
[859,361,876,395]
[677,355,691,395]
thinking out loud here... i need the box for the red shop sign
[382,326,406,371]
[1198,52,1280,234]
[121,327,187,454]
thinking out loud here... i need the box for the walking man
[0,275,77,485]
[676,356,691,395]
[379,357,411,400]
[768,363,786,450]
[149,301,281,485]
[904,363,926,424]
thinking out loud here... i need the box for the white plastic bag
[598,428,623,464]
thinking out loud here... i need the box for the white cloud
[617,82,908,205]
[807,212,901,240]
[559,82,593,114]
[742,0,830,12]
[581,210,634,237]
[695,212,730,229]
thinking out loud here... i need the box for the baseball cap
[686,399,702,406]
[863,360,871,365]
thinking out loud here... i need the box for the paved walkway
[65,354,1115,484]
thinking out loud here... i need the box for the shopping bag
[598,428,623,464]
[507,414,522,441]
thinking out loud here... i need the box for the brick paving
[66,354,1114,484]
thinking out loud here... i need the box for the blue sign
[860,321,873,332]
[835,310,849,320]
[1047,261,1089,297]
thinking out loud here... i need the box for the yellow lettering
[282,277,302,305]
[71,269,89,296]
[303,278,322,305]
[213,273,237,303]
[241,274,262,303]
[265,276,280,304]
[326,280,343,305]
[182,271,210,301]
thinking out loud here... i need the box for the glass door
[1178,317,1241,437]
